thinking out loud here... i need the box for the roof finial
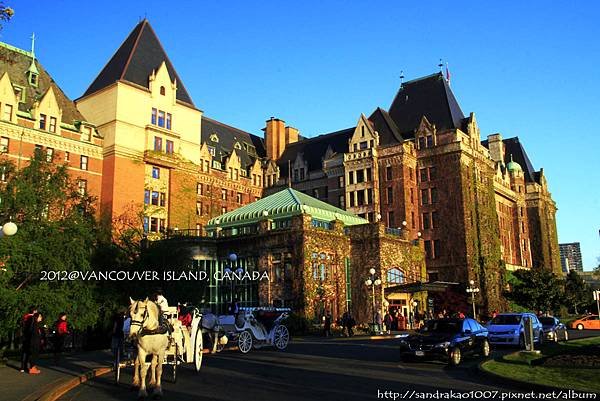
[399,70,404,86]
[438,58,443,73]
[30,32,35,58]
[288,159,292,188]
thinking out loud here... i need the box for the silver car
[486,313,543,348]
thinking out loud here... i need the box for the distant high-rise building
[559,242,583,272]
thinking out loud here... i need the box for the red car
[570,315,600,330]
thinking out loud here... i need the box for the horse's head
[128,297,153,339]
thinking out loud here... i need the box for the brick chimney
[285,126,299,148]
[264,117,286,160]
[487,133,505,163]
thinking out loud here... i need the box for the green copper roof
[206,188,368,229]
[506,154,522,172]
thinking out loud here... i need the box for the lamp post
[0,222,18,237]
[365,268,382,332]
[466,279,480,318]
[224,253,242,303]
[411,300,418,329]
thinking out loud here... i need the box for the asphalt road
[57,329,599,401]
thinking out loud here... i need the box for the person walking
[24,313,43,374]
[323,312,332,337]
[384,311,393,335]
[53,312,69,364]
[20,306,37,372]
[375,310,383,334]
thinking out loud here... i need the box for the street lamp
[365,268,382,332]
[411,300,418,329]
[0,222,18,237]
[466,279,480,318]
[224,253,243,303]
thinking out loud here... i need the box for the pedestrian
[111,310,125,363]
[53,312,69,364]
[458,311,465,319]
[24,312,43,374]
[375,310,383,334]
[492,310,498,318]
[348,314,355,337]
[323,312,332,337]
[384,312,393,335]
[398,312,406,330]
[20,306,37,372]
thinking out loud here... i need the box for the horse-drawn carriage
[206,307,291,354]
[117,300,206,398]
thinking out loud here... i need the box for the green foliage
[506,268,564,314]
[0,152,99,339]
[284,312,311,335]
[563,271,593,315]
[0,2,13,27]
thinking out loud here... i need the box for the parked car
[486,313,543,348]
[398,318,490,366]
[570,315,600,330]
[539,316,568,342]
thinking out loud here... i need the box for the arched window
[160,86,166,95]
[387,268,404,284]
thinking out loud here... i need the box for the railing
[385,227,402,236]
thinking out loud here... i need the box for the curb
[38,366,112,401]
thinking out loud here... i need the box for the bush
[285,313,311,336]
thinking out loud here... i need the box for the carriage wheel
[114,349,121,384]
[167,345,178,383]
[273,325,290,350]
[194,326,203,372]
[238,330,253,354]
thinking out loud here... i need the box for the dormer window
[13,85,25,102]
[209,133,219,143]
[234,142,242,150]
[39,114,47,130]
[160,86,165,95]
[29,72,39,87]
[82,126,92,142]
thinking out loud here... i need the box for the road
[57,330,598,401]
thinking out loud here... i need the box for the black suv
[399,318,490,366]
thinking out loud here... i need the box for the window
[3,104,12,121]
[411,211,415,229]
[39,114,47,130]
[367,188,373,204]
[424,240,432,259]
[150,191,159,206]
[433,240,441,259]
[196,201,202,215]
[151,108,157,125]
[357,190,365,205]
[432,211,438,229]
[77,180,87,196]
[431,187,438,204]
[293,169,298,182]
[158,111,165,127]
[166,113,172,130]
[387,187,393,204]
[359,141,368,150]
[166,140,174,154]
[82,127,92,142]
[13,86,24,102]
[426,135,433,148]
[423,213,431,229]
[0,166,7,182]
[421,189,429,205]
[0,137,8,153]
[410,188,414,204]
[46,148,53,162]
[80,155,88,170]
[160,86,165,96]
[144,190,150,205]
[387,268,404,284]
[159,192,166,207]
[356,170,365,183]
[152,167,160,179]
[419,168,428,182]
[366,168,372,182]
[221,206,227,214]
[29,72,38,86]
[299,168,305,180]
[221,189,227,200]
[348,171,354,185]
[338,176,344,188]
[388,211,395,227]
[349,192,355,207]
[339,195,345,209]
[49,117,57,133]
[196,183,203,195]
[208,146,216,157]
[428,166,437,181]
[154,136,163,151]
[313,188,320,199]
[143,216,149,233]
[150,217,158,233]
[386,166,392,181]
[236,192,242,203]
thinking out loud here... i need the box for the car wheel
[481,339,490,357]
[537,331,543,346]
[448,347,461,366]
[553,331,559,343]
[563,330,569,342]
[577,324,584,331]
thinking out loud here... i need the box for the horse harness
[130,303,170,337]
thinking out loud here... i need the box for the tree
[564,271,593,315]
[0,151,100,343]
[0,2,13,28]
[506,269,564,314]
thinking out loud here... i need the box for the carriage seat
[253,310,280,332]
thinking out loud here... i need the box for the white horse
[129,298,169,399]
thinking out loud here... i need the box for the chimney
[487,133,504,163]
[264,117,286,160]
[285,126,299,148]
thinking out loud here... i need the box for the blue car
[486,313,543,348]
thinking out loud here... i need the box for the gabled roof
[481,136,537,183]
[82,19,194,106]
[388,72,465,137]
[368,107,404,145]
[206,188,368,229]
[277,127,354,176]
[201,116,265,169]
[0,42,85,124]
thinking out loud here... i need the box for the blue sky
[2,1,599,269]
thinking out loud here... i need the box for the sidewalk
[0,350,112,401]
[295,330,412,342]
